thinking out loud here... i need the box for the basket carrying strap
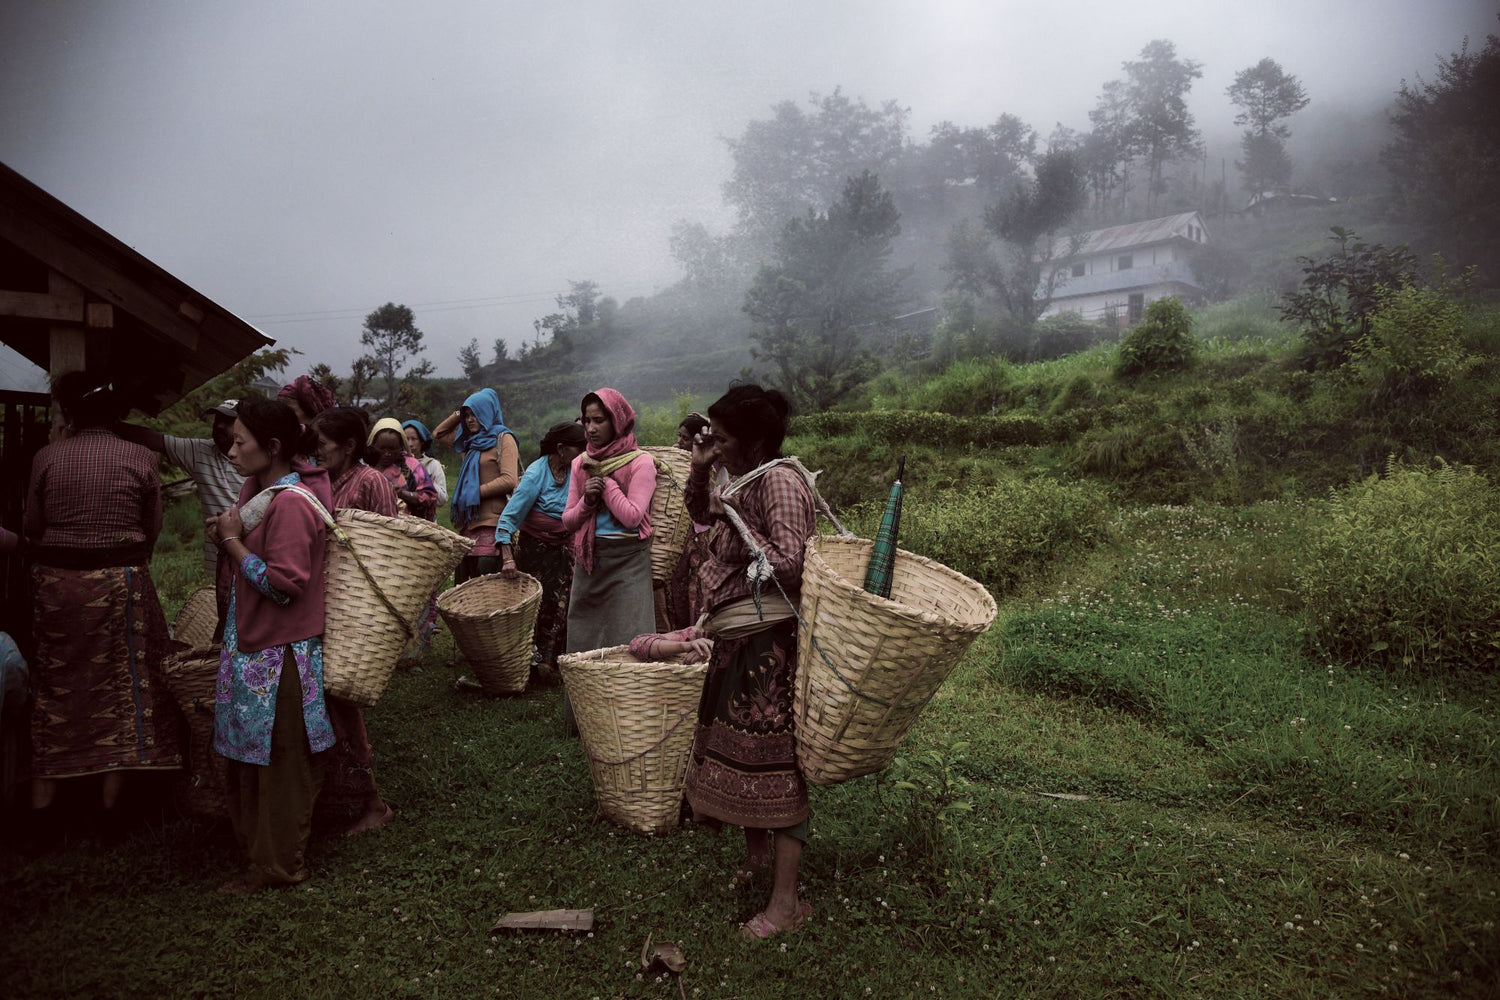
[264,485,416,641]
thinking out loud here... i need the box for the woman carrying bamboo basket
[684,384,814,940]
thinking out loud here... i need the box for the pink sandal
[739,902,811,940]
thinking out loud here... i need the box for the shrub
[844,474,1111,593]
[1114,297,1197,378]
[1297,461,1500,670]
[1279,228,1417,370]
[1352,282,1470,402]
[789,410,1048,450]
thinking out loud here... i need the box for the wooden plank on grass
[491,908,594,933]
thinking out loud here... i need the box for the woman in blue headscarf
[401,419,447,510]
[434,388,519,584]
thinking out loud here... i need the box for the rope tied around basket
[712,459,937,714]
[579,709,695,767]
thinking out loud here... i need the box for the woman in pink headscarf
[277,376,337,424]
[558,389,657,726]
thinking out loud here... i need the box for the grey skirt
[565,536,656,653]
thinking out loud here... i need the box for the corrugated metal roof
[1051,211,1208,260]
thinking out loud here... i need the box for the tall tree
[1383,30,1500,280]
[307,362,343,404]
[724,88,909,254]
[359,303,433,407]
[1227,57,1311,193]
[557,279,600,326]
[457,338,482,379]
[492,338,510,366]
[743,171,909,410]
[1121,39,1203,214]
[984,149,1087,327]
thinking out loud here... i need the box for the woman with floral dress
[209,398,336,894]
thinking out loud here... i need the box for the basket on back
[437,572,543,695]
[794,534,997,786]
[558,645,706,835]
[642,446,693,583]
[169,587,218,649]
[322,508,473,706]
[162,645,228,816]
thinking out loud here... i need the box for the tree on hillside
[307,362,343,403]
[945,149,1086,329]
[557,279,600,327]
[724,88,909,254]
[1383,30,1500,280]
[1121,40,1203,214]
[923,114,1036,193]
[360,303,433,407]
[457,338,482,380]
[492,338,510,366]
[1227,57,1311,193]
[743,170,909,411]
[1084,78,1138,214]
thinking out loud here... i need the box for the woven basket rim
[336,506,474,549]
[435,571,542,622]
[558,644,709,676]
[807,534,997,632]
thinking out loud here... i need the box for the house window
[1071,262,1085,277]
[1117,254,1132,270]
[1128,293,1144,324]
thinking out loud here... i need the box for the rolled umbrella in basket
[437,573,543,695]
[861,456,905,599]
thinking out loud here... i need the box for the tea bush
[1297,460,1500,670]
[1114,296,1197,379]
[789,409,1049,449]
[844,473,1111,592]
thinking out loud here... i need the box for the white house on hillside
[1040,211,1210,326]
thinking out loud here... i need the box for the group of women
[15,373,817,938]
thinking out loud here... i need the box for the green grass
[7,489,1499,998]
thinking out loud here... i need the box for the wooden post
[47,269,86,377]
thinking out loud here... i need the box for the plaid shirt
[686,462,816,614]
[25,428,162,550]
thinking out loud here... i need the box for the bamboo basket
[323,509,473,706]
[162,646,227,817]
[793,535,997,786]
[558,645,706,835]
[437,573,543,695]
[643,446,693,583]
[169,587,218,649]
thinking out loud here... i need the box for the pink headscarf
[278,375,336,418]
[583,388,638,461]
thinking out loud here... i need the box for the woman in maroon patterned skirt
[24,373,181,821]
[683,385,815,940]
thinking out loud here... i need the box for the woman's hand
[681,637,713,663]
[690,429,716,470]
[706,487,739,519]
[214,507,244,544]
[500,545,519,580]
[583,475,606,507]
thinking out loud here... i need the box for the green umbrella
[862,455,905,599]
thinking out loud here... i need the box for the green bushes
[1114,297,1197,378]
[844,474,1111,592]
[1297,461,1500,670]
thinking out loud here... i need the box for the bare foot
[344,803,394,837]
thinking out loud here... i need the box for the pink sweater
[228,465,333,652]
[560,452,657,538]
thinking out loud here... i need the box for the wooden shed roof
[0,161,273,414]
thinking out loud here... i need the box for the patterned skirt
[683,619,809,830]
[515,532,572,667]
[30,563,182,779]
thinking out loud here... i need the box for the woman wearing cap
[24,373,181,826]
[401,420,448,510]
[491,421,586,681]
[559,389,657,716]
[434,389,519,584]
[368,418,439,520]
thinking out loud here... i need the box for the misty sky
[1,0,1493,378]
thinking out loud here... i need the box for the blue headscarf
[401,419,433,452]
[452,388,514,526]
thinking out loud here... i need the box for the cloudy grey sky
[1,0,1492,376]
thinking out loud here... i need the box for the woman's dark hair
[311,406,370,456]
[52,371,126,430]
[706,384,792,459]
[678,413,710,437]
[539,420,587,456]
[234,397,316,462]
